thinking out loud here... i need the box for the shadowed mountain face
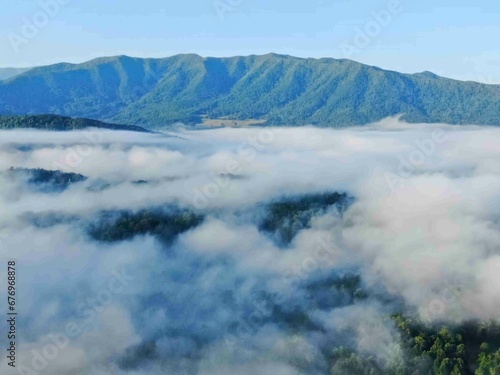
[1,54,499,129]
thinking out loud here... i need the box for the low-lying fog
[0,118,499,374]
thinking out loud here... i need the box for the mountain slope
[0,67,32,81]
[0,114,149,132]
[1,54,499,128]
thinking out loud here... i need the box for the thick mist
[0,119,499,374]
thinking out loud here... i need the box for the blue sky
[1,0,499,82]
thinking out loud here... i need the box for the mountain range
[1,54,499,129]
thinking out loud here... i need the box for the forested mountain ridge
[1,54,499,129]
[0,114,150,132]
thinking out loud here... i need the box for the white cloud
[1,120,499,373]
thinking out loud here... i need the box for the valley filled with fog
[0,119,499,374]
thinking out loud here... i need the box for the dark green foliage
[330,274,369,301]
[259,192,350,245]
[0,114,149,132]
[476,345,500,375]
[330,347,385,375]
[7,167,87,192]
[391,314,500,375]
[1,54,500,128]
[88,208,204,245]
[301,274,368,318]
[306,274,367,305]
[327,316,500,375]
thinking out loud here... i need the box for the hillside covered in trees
[0,114,149,132]
[1,54,500,128]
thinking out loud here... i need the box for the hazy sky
[1,0,499,82]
